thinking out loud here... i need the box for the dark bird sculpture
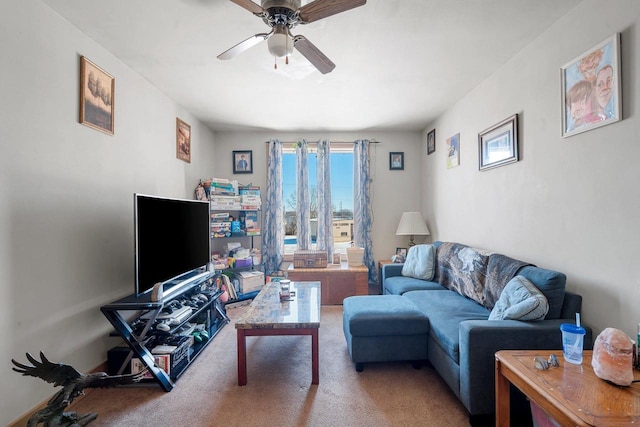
[12,351,146,427]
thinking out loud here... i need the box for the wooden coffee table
[235,281,321,386]
[495,350,640,426]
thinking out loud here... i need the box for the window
[282,143,354,255]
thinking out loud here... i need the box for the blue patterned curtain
[316,140,334,262]
[262,140,284,275]
[296,140,311,250]
[353,139,377,284]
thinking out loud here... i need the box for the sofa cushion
[385,276,445,295]
[517,266,566,319]
[483,254,533,309]
[402,244,436,281]
[403,290,490,363]
[488,276,549,321]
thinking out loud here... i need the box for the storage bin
[235,258,253,268]
[294,250,328,268]
[236,270,264,293]
[347,247,364,266]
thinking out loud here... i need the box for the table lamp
[395,212,430,247]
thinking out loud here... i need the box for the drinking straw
[576,313,581,328]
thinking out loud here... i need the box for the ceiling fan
[218,0,367,74]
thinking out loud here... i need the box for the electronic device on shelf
[154,305,193,322]
[134,194,211,299]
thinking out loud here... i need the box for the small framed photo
[427,129,436,155]
[396,247,407,257]
[176,118,191,163]
[478,114,519,171]
[233,150,253,174]
[561,33,621,138]
[79,56,114,135]
[389,152,404,170]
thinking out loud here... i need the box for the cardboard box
[210,196,242,210]
[131,354,171,378]
[211,221,231,238]
[239,211,259,231]
[236,270,264,294]
[208,179,238,196]
[240,195,261,205]
[239,187,261,196]
[152,335,191,370]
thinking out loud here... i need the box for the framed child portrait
[389,152,404,170]
[561,33,621,138]
[233,150,253,174]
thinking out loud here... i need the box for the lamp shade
[395,212,430,236]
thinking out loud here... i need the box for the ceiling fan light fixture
[267,25,293,58]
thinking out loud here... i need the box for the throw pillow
[489,275,549,321]
[401,244,435,281]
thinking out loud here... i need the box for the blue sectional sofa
[373,241,592,419]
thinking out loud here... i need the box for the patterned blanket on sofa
[436,242,532,309]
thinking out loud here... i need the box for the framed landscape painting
[478,114,518,171]
[561,33,621,138]
[79,56,114,134]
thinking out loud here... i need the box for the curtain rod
[263,140,381,144]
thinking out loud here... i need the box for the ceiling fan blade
[217,33,270,60]
[298,0,366,24]
[230,0,264,15]
[293,35,336,74]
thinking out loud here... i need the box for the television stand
[101,281,229,391]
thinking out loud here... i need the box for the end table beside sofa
[343,241,592,422]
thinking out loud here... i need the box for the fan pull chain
[285,36,289,65]
[274,57,277,70]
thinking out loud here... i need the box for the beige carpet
[70,304,473,426]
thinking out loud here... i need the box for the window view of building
[282,144,354,255]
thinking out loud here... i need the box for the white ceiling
[42,0,582,132]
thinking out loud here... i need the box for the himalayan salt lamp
[591,327,634,386]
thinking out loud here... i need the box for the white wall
[422,0,640,339]
[212,131,426,262]
[0,1,216,424]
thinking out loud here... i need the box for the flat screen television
[134,194,211,298]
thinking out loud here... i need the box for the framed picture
[176,118,191,163]
[446,133,460,169]
[233,150,253,174]
[561,33,621,138]
[389,152,404,170]
[395,247,407,257]
[478,114,519,171]
[427,129,436,155]
[79,56,114,134]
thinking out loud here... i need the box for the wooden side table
[495,350,640,427]
[378,259,394,294]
